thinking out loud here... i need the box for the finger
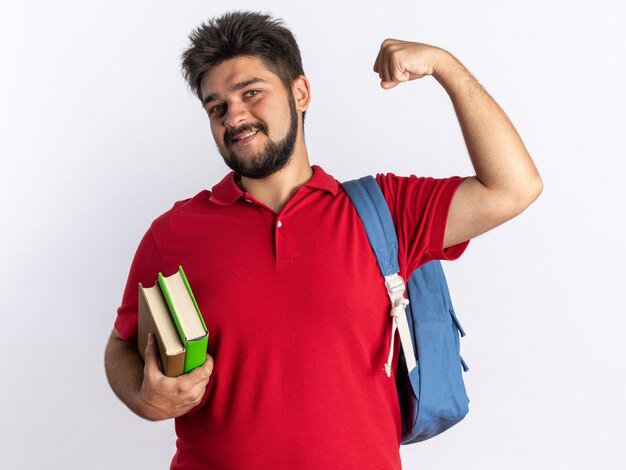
[383,46,394,82]
[373,44,384,74]
[174,361,212,411]
[202,354,215,375]
[387,51,410,84]
[197,353,214,381]
[375,38,394,74]
[189,378,211,403]
[187,354,214,383]
[378,43,390,82]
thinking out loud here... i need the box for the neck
[237,146,313,213]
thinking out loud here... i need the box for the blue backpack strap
[342,176,399,277]
[343,176,418,379]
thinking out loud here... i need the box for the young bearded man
[105,11,542,470]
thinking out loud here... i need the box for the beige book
[138,282,185,377]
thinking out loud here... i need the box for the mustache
[224,121,269,145]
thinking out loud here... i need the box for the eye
[208,103,225,116]
[244,89,260,98]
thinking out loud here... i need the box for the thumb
[380,80,399,90]
[144,333,162,373]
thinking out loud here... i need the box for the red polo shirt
[115,165,468,470]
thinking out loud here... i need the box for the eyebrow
[201,77,268,106]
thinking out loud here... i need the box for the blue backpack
[343,176,470,444]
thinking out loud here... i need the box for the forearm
[433,51,542,199]
[104,330,156,420]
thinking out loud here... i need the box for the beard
[218,96,298,179]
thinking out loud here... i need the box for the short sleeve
[376,173,470,275]
[114,227,165,342]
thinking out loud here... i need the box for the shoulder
[374,172,432,206]
[375,172,466,198]
[375,172,440,189]
[150,189,212,231]
[372,172,467,228]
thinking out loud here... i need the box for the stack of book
[138,266,208,376]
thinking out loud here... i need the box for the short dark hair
[181,11,305,107]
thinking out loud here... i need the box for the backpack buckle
[384,274,410,318]
[383,274,415,377]
[384,273,408,306]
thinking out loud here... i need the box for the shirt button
[277,220,283,228]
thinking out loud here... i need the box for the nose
[224,101,249,129]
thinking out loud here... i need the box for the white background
[1,0,625,468]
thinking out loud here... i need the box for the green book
[157,266,208,373]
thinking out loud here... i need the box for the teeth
[234,129,259,142]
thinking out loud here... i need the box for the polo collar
[209,165,339,206]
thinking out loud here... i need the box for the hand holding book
[137,333,214,420]
[138,266,209,376]
[135,266,212,419]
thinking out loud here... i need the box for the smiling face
[200,55,302,179]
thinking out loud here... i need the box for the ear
[291,75,311,112]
